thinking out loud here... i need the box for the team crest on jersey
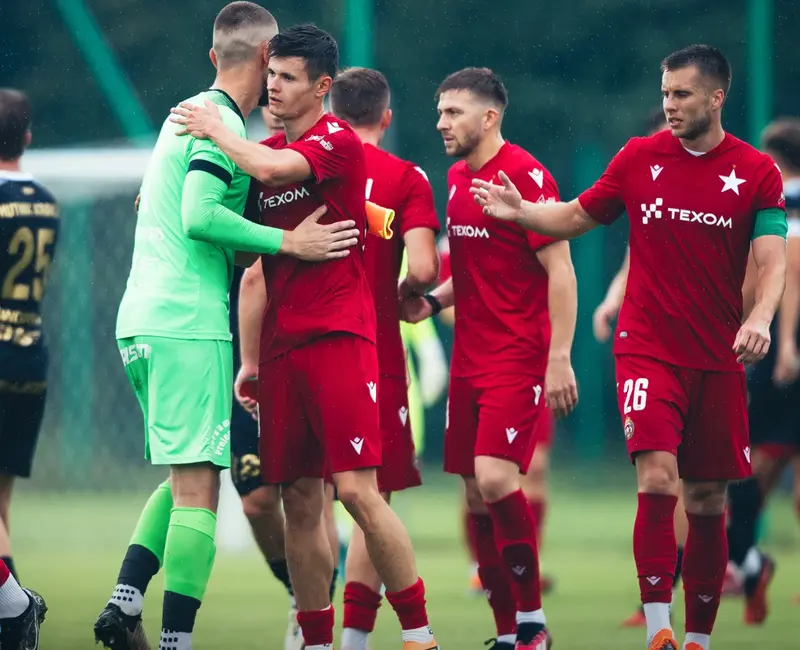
[624,416,635,440]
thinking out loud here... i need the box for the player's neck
[351,126,382,148]
[679,123,725,154]
[465,132,505,172]
[211,72,260,118]
[283,106,326,144]
[0,159,21,173]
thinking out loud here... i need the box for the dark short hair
[762,118,800,171]
[330,67,390,127]
[268,23,339,81]
[435,67,508,109]
[661,44,732,95]
[645,106,667,135]
[0,89,30,161]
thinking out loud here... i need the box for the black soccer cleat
[484,639,515,650]
[94,603,151,650]
[0,588,48,650]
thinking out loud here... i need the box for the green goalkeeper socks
[160,507,217,639]
[129,480,173,564]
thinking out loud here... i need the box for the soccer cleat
[540,575,555,595]
[683,644,703,650]
[0,588,48,650]
[284,603,305,650]
[484,639,514,650]
[621,605,646,627]
[93,603,151,650]
[514,627,552,650]
[744,553,775,625]
[468,567,483,596]
[647,629,677,650]
[722,561,744,597]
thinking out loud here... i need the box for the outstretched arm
[471,171,600,239]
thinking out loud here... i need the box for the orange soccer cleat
[621,605,647,627]
[402,640,439,650]
[647,629,678,650]
[744,554,775,625]
[684,644,703,650]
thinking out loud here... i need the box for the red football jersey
[447,142,559,378]
[579,130,786,371]
[362,144,440,379]
[256,114,376,362]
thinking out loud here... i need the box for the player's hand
[169,100,222,139]
[544,355,578,418]
[470,171,523,222]
[234,364,259,420]
[592,299,619,342]
[134,194,141,213]
[733,316,771,365]
[773,342,800,387]
[399,295,432,324]
[282,205,360,261]
[397,278,418,301]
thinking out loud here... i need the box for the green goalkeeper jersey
[116,89,250,341]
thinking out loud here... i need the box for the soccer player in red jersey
[327,66,441,650]
[402,67,579,650]
[472,45,788,650]
[171,25,437,650]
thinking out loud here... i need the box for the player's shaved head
[661,44,731,97]
[762,118,800,174]
[330,67,390,127]
[435,67,508,110]
[0,89,30,161]
[213,2,278,69]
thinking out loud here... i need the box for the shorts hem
[149,455,231,468]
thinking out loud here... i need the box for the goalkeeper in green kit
[93,4,360,650]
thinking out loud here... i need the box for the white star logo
[719,168,746,195]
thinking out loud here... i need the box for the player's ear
[381,108,393,131]
[712,88,725,111]
[483,107,500,131]
[209,48,219,70]
[316,75,333,99]
[24,130,31,149]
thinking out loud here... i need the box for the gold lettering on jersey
[0,308,41,326]
[0,202,58,219]
[0,324,40,347]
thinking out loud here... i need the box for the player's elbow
[407,254,440,291]
[181,209,207,241]
[241,262,264,291]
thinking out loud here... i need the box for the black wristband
[423,293,442,316]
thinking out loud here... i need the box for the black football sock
[726,477,763,568]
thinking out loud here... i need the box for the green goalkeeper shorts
[117,336,233,468]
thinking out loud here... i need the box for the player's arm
[171,100,312,186]
[536,241,579,417]
[398,165,441,296]
[773,231,800,384]
[234,259,267,415]
[734,207,788,364]
[472,143,632,239]
[593,246,630,342]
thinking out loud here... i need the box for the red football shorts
[375,376,422,493]
[535,407,554,449]
[615,354,751,481]
[258,334,381,484]
[444,373,546,477]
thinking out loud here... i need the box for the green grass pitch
[13,472,800,649]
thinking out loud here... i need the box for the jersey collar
[0,170,33,181]
[208,88,245,125]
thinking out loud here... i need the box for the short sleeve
[287,124,362,183]
[754,158,787,212]
[510,165,560,251]
[398,165,440,236]
[578,140,634,225]
[187,105,243,187]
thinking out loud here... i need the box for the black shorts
[747,351,800,457]
[0,381,47,478]
[230,394,263,496]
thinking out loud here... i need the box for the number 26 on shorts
[620,377,648,414]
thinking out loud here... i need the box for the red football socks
[683,512,727,635]
[486,490,542,612]
[343,581,382,633]
[634,493,678,604]
[385,577,430,631]
[297,606,334,647]
[470,513,517,636]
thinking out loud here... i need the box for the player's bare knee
[634,451,679,495]
[282,479,324,530]
[683,480,727,515]
[463,478,487,514]
[170,463,221,510]
[241,484,282,523]
[334,470,383,520]
[475,467,518,504]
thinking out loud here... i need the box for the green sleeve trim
[181,170,283,255]
[752,208,788,240]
